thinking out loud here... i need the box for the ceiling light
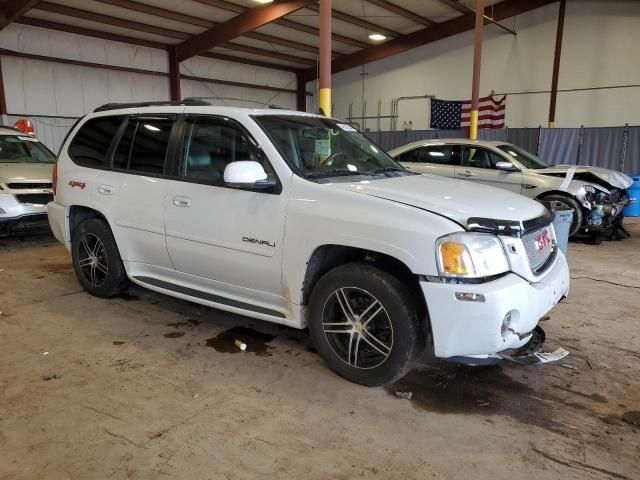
[253,0,273,4]
[368,33,387,42]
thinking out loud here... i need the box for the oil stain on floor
[206,326,275,356]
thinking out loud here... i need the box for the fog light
[501,311,512,337]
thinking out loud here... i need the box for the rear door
[396,144,459,178]
[110,115,178,268]
[456,145,523,193]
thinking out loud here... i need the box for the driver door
[164,115,288,300]
[456,145,523,193]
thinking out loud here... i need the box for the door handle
[173,196,192,208]
[458,171,475,178]
[98,184,114,195]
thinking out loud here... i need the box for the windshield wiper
[367,166,414,176]
[306,170,365,179]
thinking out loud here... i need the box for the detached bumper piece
[0,214,51,236]
[496,326,569,365]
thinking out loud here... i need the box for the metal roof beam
[0,0,41,31]
[175,0,315,62]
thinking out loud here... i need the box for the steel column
[548,0,566,128]
[319,0,332,116]
[168,46,181,102]
[469,0,485,140]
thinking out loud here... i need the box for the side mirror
[496,161,516,171]
[224,161,276,190]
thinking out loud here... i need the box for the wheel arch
[301,244,430,345]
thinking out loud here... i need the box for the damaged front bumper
[420,250,570,362]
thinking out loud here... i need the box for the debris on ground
[234,339,247,351]
[395,391,412,400]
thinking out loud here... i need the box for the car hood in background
[536,165,633,189]
[326,173,546,226]
[0,162,54,182]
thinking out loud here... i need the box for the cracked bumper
[421,252,570,358]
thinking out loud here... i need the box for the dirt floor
[1,222,639,480]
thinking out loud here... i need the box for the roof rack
[93,97,286,113]
[93,100,211,113]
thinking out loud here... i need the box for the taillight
[52,162,58,196]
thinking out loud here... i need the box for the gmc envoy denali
[48,101,570,386]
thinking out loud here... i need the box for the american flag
[430,95,506,129]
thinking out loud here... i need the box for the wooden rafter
[365,0,434,27]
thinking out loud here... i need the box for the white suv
[48,101,570,386]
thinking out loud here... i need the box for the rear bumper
[47,201,70,248]
[421,251,570,358]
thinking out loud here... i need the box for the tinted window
[68,116,124,167]
[129,119,173,174]
[180,117,260,185]
[396,148,420,163]
[419,145,457,165]
[113,121,136,170]
[461,146,507,170]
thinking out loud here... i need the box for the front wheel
[71,218,129,298]
[541,193,584,237]
[308,263,420,386]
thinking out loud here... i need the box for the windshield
[0,135,56,163]
[497,144,549,170]
[254,115,411,179]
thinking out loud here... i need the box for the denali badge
[534,229,551,251]
[243,237,275,248]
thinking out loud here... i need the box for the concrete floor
[1,222,639,480]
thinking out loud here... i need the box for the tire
[541,193,583,237]
[308,262,420,386]
[71,218,129,298]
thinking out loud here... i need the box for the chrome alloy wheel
[78,233,109,287]
[321,287,393,369]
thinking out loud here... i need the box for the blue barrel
[623,175,640,217]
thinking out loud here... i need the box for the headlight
[436,232,510,279]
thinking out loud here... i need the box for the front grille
[7,182,52,190]
[522,226,555,274]
[15,193,54,205]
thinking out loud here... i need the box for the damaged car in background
[0,125,56,236]
[390,139,633,238]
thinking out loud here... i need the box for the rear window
[68,116,124,167]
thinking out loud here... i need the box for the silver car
[0,126,56,235]
[389,139,633,237]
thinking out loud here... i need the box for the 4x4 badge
[68,180,86,190]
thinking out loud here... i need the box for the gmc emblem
[535,229,551,251]
[68,180,86,190]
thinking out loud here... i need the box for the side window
[180,117,260,185]
[461,147,507,170]
[129,119,173,174]
[395,148,420,163]
[68,116,124,167]
[111,117,174,174]
[419,145,457,165]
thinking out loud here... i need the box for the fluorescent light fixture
[368,33,387,42]
[253,0,273,3]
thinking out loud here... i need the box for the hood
[537,165,633,190]
[0,162,53,183]
[326,173,546,226]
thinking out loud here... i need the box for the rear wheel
[541,193,583,237]
[71,218,129,297]
[308,263,420,386]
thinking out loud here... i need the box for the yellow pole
[548,121,556,128]
[319,0,331,117]
[469,110,479,141]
